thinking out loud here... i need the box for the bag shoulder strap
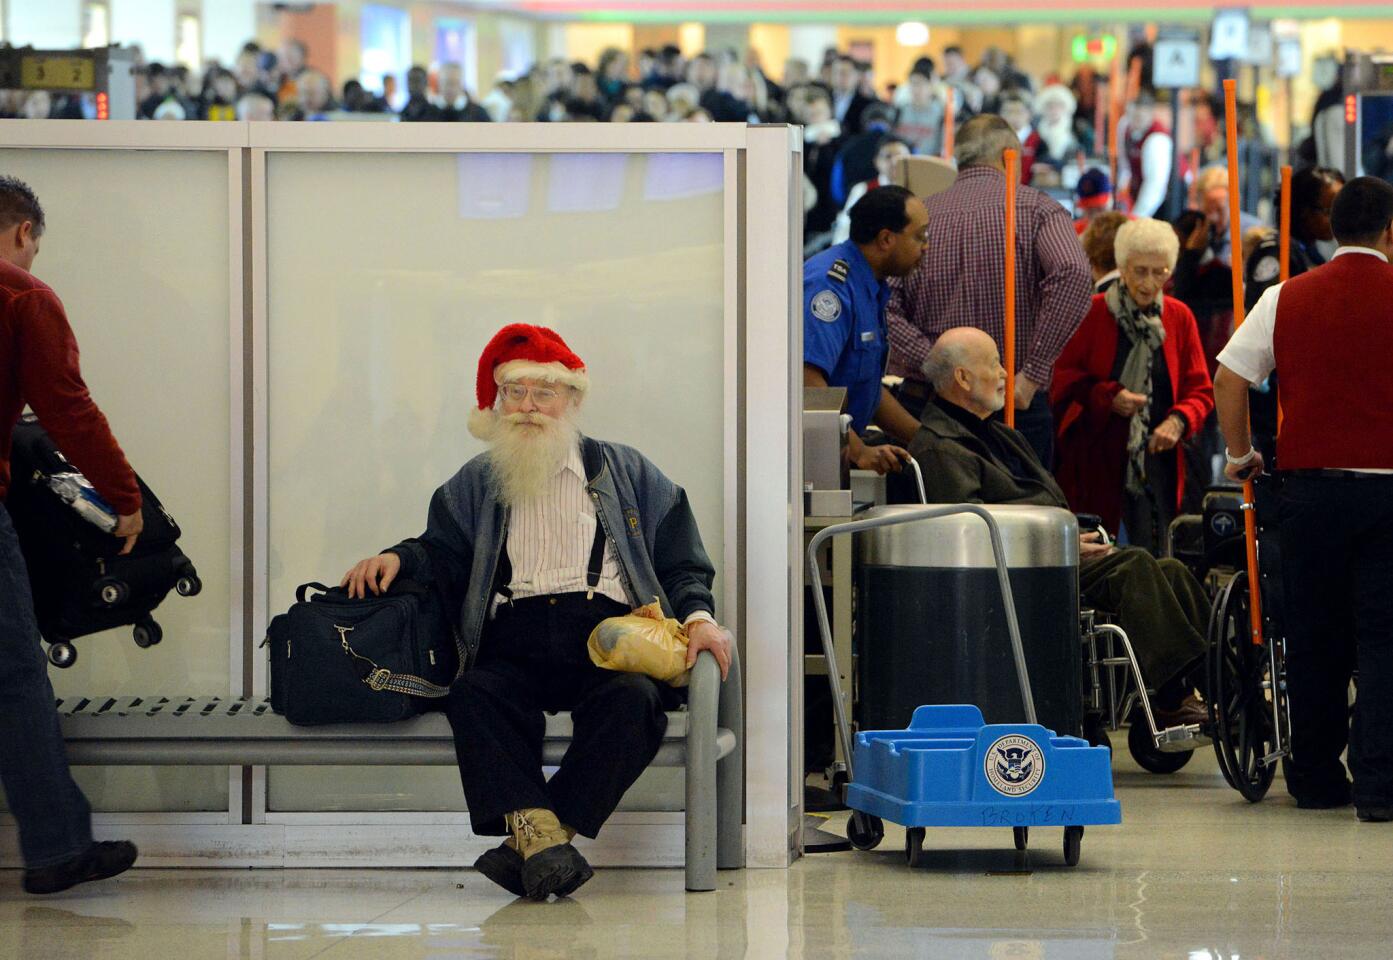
[337,616,454,700]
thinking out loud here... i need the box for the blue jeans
[0,503,92,867]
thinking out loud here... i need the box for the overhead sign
[1243,22,1274,66]
[1276,38,1302,78]
[1070,35,1117,64]
[18,54,96,91]
[1153,33,1201,89]
[1210,8,1251,61]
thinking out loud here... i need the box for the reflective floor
[4,750,1391,959]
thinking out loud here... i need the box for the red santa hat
[468,323,589,439]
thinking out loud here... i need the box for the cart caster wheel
[905,827,925,867]
[1082,716,1112,754]
[1013,826,1029,851]
[96,578,129,607]
[1063,826,1084,867]
[176,574,202,597]
[132,620,162,649]
[47,642,77,669]
[847,812,883,851]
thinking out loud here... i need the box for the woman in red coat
[1052,217,1214,553]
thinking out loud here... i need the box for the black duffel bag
[266,580,462,725]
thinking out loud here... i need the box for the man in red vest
[1117,90,1173,218]
[1214,176,1393,821]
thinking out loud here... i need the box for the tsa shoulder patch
[1251,255,1280,283]
[826,258,850,284]
[811,289,843,323]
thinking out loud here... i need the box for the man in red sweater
[0,176,142,892]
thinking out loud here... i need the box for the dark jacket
[386,436,715,670]
[908,398,1068,507]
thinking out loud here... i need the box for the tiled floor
[3,749,1391,959]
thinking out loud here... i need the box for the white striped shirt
[497,445,717,628]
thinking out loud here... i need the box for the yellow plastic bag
[587,598,690,687]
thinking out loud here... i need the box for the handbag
[265,579,462,725]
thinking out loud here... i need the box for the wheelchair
[1079,607,1211,775]
[1168,479,1293,802]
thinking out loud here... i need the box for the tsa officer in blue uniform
[803,185,929,474]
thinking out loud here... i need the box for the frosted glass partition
[264,151,726,811]
[0,148,233,812]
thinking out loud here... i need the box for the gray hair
[922,337,975,392]
[1115,217,1181,271]
[954,114,1022,170]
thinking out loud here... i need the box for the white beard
[1037,116,1075,160]
[481,412,580,506]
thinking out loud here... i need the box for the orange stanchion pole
[1223,78,1266,648]
[942,91,956,160]
[1279,165,1292,281]
[1109,102,1123,209]
[1126,55,1143,103]
[1004,148,1019,428]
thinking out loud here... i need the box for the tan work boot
[507,808,592,900]
[475,823,581,898]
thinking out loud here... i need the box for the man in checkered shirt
[887,114,1093,467]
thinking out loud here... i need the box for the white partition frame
[0,121,803,870]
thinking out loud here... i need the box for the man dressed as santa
[341,324,731,900]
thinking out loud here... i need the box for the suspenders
[493,438,612,605]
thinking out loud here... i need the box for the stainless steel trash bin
[855,504,1081,736]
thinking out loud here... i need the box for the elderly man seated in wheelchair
[903,327,1209,726]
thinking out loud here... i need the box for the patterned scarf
[1105,283,1166,496]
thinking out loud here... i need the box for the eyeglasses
[500,383,566,405]
[500,383,567,405]
[1124,265,1172,281]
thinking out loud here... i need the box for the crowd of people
[6,36,1293,253]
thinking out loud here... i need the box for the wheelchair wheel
[1206,571,1278,802]
[1127,720,1194,774]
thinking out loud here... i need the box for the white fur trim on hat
[467,406,499,441]
[493,360,589,394]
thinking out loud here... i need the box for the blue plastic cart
[806,504,1120,867]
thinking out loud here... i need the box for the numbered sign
[20,55,96,92]
[1153,35,1201,89]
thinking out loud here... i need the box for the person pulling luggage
[0,176,141,892]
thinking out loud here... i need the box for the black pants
[1279,474,1393,806]
[446,593,680,838]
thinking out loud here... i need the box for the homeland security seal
[985,734,1045,797]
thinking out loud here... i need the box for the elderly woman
[1051,218,1214,553]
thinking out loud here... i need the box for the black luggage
[265,580,461,725]
[4,414,201,668]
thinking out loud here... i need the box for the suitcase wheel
[175,572,202,598]
[133,620,163,649]
[96,578,130,608]
[47,642,77,669]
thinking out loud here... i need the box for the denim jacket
[386,436,716,669]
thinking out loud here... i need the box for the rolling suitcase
[4,414,201,668]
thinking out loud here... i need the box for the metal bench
[58,650,743,891]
